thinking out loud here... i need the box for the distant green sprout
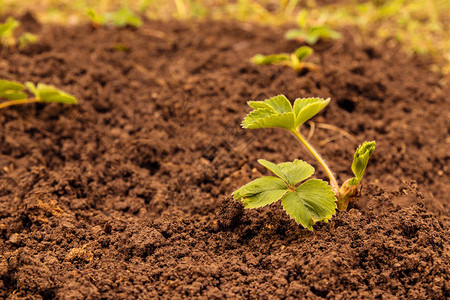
[112,44,131,52]
[0,79,77,110]
[86,9,106,27]
[18,32,38,49]
[0,17,38,50]
[285,25,341,45]
[285,10,340,45]
[87,8,142,28]
[233,95,375,230]
[252,46,318,73]
[0,17,19,48]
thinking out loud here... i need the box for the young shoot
[18,32,38,49]
[233,95,375,229]
[0,79,77,110]
[87,8,142,28]
[252,46,318,73]
[285,25,341,45]
[285,10,340,45]
[0,17,19,48]
[86,9,106,27]
[0,17,38,50]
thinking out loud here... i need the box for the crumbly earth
[0,14,448,299]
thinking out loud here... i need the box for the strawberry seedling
[87,8,142,28]
[285,25,341,45]
[18,32,38,49]
[285,10,340,45]
[86,9,106,27]
[0,17,38,50]
[0,79,77,110]
[0,17,19,48]
[233,95,375,230]
[252,46,318,73]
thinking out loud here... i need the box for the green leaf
[264,95,292,114]
[293,97,330,127]
[350,141,376,185]
[296,10,308,29]
[258,159,314,187]
[108,8,142,28]
[86,9,106,25]
[281,179,336,230]
[18,32,38,49]
[25,82,38,97]
[284,29,305,40]
[0,17,19,36]
[243,111,295,129]
[0,79,27,100]
[305,34,320,45]
[26,82,77,104]
[233,176,288,209]
[294,46,313,61]
[252,54,290,65]
[242,108,276,128]
[247,101,276,112]
[277,160,315,186]
[309,26,341,40]
[242,95,295,130]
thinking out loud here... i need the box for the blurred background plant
[0,0,448,75]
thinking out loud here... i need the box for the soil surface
[0,15,449,299]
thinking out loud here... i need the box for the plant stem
[290,128,339,193]
[0,98,39,110]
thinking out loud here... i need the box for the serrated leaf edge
[281,179,337,230]
[294,97,330,127]
[243,111,295,129]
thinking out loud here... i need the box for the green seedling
[0,17,38,50]
[112,44,130,52]
[109,8,142,28]
[285,10,340,45]
[285,25,341,45]
[233,95,375,230]
[87,8,142,28]
[252,46,318,73]
[0,17,19,48]
[18,32,38,49]
[86,9,106,27]
[0,79,77,110]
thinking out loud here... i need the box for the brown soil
[0,15,449,299]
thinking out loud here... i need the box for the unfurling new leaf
[338,141,376,211]
[233,159,336,230]
[348,141,376,186]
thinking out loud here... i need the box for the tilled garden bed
[0,17,448,299]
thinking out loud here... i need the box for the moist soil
[0,15,449,299]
